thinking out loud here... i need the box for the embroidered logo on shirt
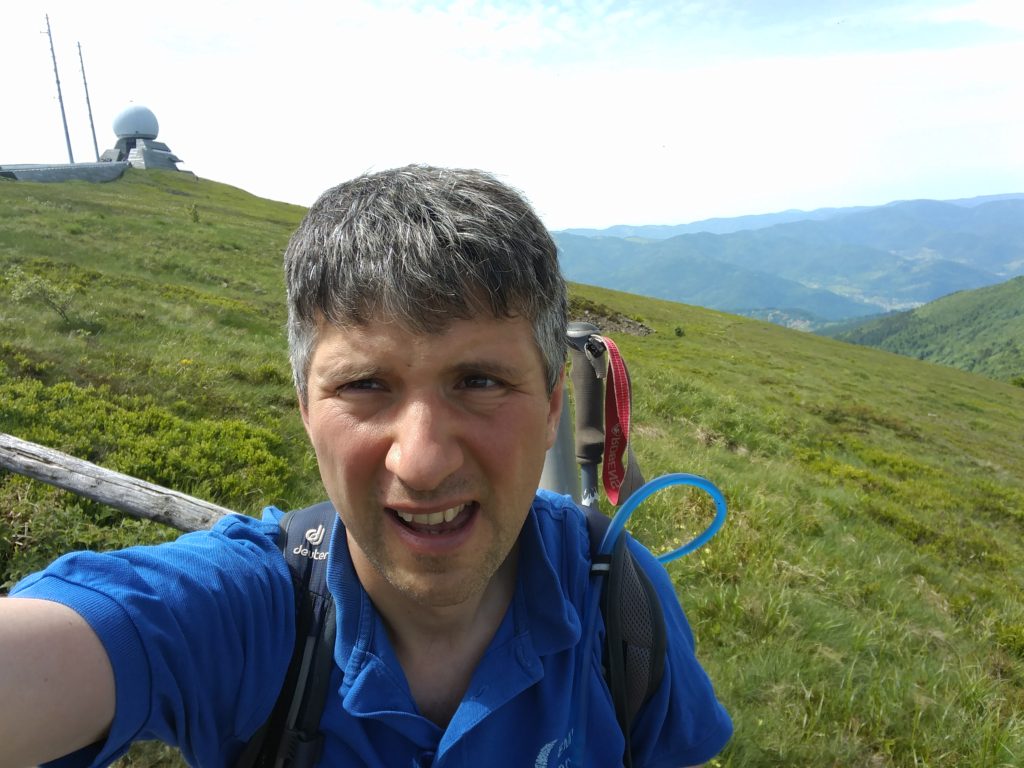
[534,729,574,767]
[535,740,556,767]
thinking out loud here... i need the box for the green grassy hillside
[827,275,1024,384]
[2,172,1024,767]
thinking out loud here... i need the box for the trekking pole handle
[567,322,606,510]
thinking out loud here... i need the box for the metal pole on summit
[45,15,75,165]
[78,42,100,162]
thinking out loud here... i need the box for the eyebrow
[310,361,382,386]
[311,357,530,386]
[449,359,527,383]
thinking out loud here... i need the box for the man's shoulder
[215,510,287,543]
[532,489,586,526]
[13,511,288,606]
[529,490,591,558]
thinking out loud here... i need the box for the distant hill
[554,195,1024,327]
[563,193,1024,239]
[554,232,877,323]
[824,275,1024,383]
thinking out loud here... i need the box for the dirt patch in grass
[569,295,654,336]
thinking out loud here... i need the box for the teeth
[395,505,464,525]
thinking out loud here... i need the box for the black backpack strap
[235,502,338,768]
[585,506,667,768]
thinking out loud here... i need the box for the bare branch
[0,433,233,532]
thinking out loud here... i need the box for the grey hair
[285,165,568,404]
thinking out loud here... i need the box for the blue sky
[3,1,1022,228]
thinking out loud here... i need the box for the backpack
[235,498,667,768]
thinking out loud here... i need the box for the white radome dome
[113,105,159,140]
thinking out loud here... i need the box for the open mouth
[389,502,477,535]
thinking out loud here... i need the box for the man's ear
[545,367,567,450]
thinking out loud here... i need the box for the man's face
[300,313,563,610]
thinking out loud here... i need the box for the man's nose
[385,398,464,491]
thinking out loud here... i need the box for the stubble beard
[358,510,523,610]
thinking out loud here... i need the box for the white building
[99,105,182,170]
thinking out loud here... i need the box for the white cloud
[923,0,1024,32]
[2,1,1022,228]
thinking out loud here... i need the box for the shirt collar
[512,501,583,655]
[323,495,584,711]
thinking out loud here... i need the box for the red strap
[601,337,632,506]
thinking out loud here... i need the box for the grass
[2,173,1024,766]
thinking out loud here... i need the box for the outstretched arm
[0,597,115,768]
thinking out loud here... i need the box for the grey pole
[45,15,75,164]
[78,42,100,162]
[538,322,607,510]
[567,322,605,510]
[539,386,580,503]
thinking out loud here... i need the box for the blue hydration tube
[568,472,727,766]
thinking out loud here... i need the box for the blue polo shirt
[12,491,731,767]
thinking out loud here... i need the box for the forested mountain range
[554,194,1024,328]
[562,193,1024,239]
[823,275,1024,383]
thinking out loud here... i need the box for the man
[0,165,731,767]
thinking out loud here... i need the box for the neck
[351,541,520,727]
[375,545,518,647]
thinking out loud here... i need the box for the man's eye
[338,379,383,393]
[461,374,501,389]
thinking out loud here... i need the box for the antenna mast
[45,14,75,164]
[78,42,100,161]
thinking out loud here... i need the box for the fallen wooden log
[0,432,233,532]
